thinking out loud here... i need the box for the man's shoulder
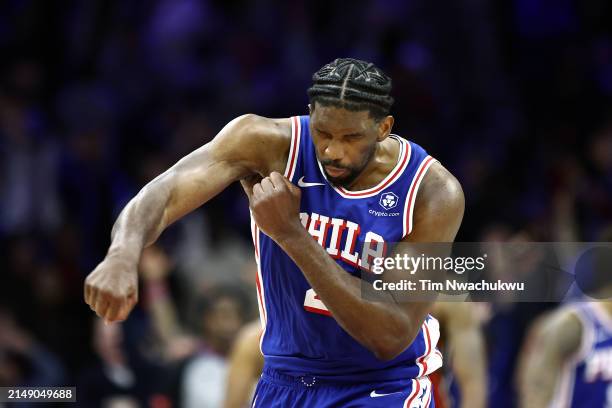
[532,305,583,357]
[406,160,465,241]
[233,114,293,145]
[416,162,464,216]
[214,114,295,176]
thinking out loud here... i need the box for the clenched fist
[248,171,302,242]
[84,255,139,323]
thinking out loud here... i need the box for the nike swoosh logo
[297,176,325,188]
[370,391,401,398]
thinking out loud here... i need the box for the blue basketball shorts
[252,367,434,407]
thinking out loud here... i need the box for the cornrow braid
[307,58,394,121]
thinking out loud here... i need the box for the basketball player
[84,58,464,407]
[519,301,612,407]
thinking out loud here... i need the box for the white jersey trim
[415,315,443,377]
[315,135,411,199]
[284,116,301,182]
[403,376,433,408]
[402,156,438,238]
[250,217,267,355]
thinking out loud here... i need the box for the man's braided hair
[307,58,394,121]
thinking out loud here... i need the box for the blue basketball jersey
[551,303,612,407]
[251,115,442,383]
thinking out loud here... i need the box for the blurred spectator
[0,308,65,391]
[77,319,168,408]
[478,228,559,407]
[179,285,252,408]
[141,246,255,408]
[0,92,61,234]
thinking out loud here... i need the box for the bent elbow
[373,348,401,362]
[371,335,413,362]
[372,344,406,362]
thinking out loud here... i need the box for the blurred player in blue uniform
[520,301,612,407]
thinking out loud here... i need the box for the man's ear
[377,115,394,142]
[308,103,312,114]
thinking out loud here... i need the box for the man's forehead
[311,106,373,132]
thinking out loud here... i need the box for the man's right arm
[518,308,582,408]
[84,114,290,323]
[434,302,487,408]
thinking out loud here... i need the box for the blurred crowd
[0,0,611,407]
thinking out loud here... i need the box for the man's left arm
[249,162,464,360]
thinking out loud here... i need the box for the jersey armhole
[283,116,301,182]
[401,156,438,238]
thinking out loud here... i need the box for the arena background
[1,1,611,407]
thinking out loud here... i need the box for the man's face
[309,105,391,187]
[203,296,244,345]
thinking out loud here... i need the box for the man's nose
[324,139,344,162]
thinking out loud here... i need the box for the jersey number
[303,289,332,316]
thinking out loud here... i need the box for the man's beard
[319,144,377,188]
[320,163,361,187]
